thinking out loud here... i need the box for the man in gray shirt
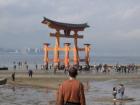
[118,84,125,99]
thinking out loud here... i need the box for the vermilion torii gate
[42,17,91,70]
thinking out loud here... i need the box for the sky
[0,0,140,56]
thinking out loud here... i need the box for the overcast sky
[0,0,140,56]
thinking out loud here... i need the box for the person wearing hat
[56,67,86,105]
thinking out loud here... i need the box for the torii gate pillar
[64,43,71,68]
[84,44,91,66]
[43,43,50,70]
[73,31,79,66]
[54,30,60,67]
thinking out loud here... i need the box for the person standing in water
[118,84,125,99]
[11,72,15,81]
[112,87,117,100]
[56,67,86,105]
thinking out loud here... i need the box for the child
[112,87,117,100]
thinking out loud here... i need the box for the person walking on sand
[56,67,86,105]
[28,69,33,78]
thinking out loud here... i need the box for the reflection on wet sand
[12,85,15,92]
[0,79,139,105]
[113,101,124,105]
[48,100,55,105]
[84,81,90,92]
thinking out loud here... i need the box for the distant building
[24,47,43,54]
[0,47,43,55]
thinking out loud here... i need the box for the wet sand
[0,69,140,90]
[0,69,140,105]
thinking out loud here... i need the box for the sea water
[0,53,140,69]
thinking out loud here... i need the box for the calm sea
[0,54,140,68]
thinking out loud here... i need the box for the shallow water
[0,85,51,105]
[1,54,140,68]
[0,79,140,105]
[86,79,140,105]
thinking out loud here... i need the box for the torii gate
[42,17,91,69]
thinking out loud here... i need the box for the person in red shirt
[56,67,86,105]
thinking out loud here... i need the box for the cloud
[0,0,18,7]
[0,0,140,56]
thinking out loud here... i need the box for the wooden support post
[54,30,60,68]
[73,31,79,66]
[43,43,50,70]
[84,44,91,66]
[64,43,71,68]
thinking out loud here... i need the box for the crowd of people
[92,63,138,74]
[50,63,138,74]
[12,61,139,75]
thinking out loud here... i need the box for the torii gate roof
[41,17,89,31]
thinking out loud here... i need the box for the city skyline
[0,0,140,56]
